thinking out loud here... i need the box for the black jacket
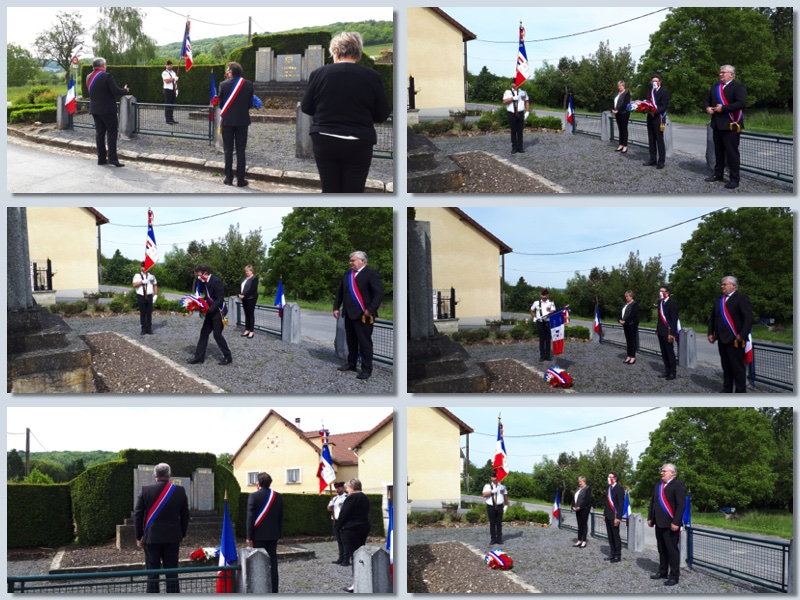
[240,276,259,301]
[603,484,625,521]
[646,86,670,119]
[705,80,746,131]
[87,70,128,115]
[656,297,679,337]
[572,486,592,511]
[621,300,639,326]
[200,274,226,316]
[334,265,384,320]
[219,77,254,128]
[708,291,753,344]
[614,89,631,114]
[246,487,284,541]
[133,480,190,544]
[336,491,370,532]
[648,478,687,528]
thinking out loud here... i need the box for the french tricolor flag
[65,76,76,115]
[492,419,508,482]
[566,95,574,125]
[552,491,560,521]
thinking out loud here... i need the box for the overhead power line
[471,408,661,438]
[513,209,726,257]
[160,7,248,27]
[106,208,247,228]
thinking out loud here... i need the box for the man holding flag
[707,275,753,393]
[328,482,349,566]
[501,21,530,154]
[647,463,687,587]
[530,289,556,361]
[246,472,284,593]
[132,209,159,335]
[482,418,508,545]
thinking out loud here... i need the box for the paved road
[7,139,309,194]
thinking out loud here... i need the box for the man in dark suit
[656,285,679,381]
[133,463,190,593]
[648,463,687,587]
[604,471,625,563]
[708,275,753,393]
[333,250,384,380]
[643,74,670,169]
[218,61,254,187]
[188,264,232,365]
[87,57,129,167]
[246,472,284,593]
[704,64,747,189]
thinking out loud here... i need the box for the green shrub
[465,509,482,523]
[446,512,463,523]
[108,298,125,313]
[494,329,509,340]
[9,105,57,124]
[453,328,490,343]
[7,483,74,548]
[119,450,216,477]
[71,460,130,544]
[565,325,590,340]
[427,120,453,135]
[49,303,65,315]
[26,85,53,104]
[415,510,444,525]
[476,115,494,131]
[491,109,509,129]
[461,121,474,131]
[93,302,106,313]
[62,301,88,315]
[509,325,528,340]
[125,291,139,310]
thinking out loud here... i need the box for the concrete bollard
[627,512,645,553]
[600,110,612,141]
[334,315,348,361]
[56,94,70,130]
[295,102,313,158]
[678,327,697,369]
[281,302,301,344]
[119,95,136,139]
[663,116,674,157]
[353,546,392,593]
[239,547,273,593]
[705,123,716,170]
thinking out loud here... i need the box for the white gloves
[524,111,530,120]
[153,295,158,302]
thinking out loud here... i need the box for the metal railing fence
[573,113,603,138]
[610,115,651,149]
[234,301,282,338]
[69,100,104,129]
[373,318,394,365]
[589,511,629,547]
[739,131,793,183]
[374,115,393,159]
[134,103,215,141]
[8,565,240,594]
[750,341,793,390]
[598,322,679,362]
[688,526,790,593]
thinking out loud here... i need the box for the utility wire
[471,408,661,438]
[505,251,682,275]
[160,7,248,27]
[106,208,247,228]
[467,437,651,459]
[28,430,49,453]
[513,209,725,257]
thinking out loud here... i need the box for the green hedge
[9,106,57,124]
[118,449,216,475]
[71,460,131,545]
[229,32,332,80]
[7,483,74,548]
[565,325,590,340]
[213,465,242,534]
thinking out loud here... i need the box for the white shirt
[614,92,622,109]
[133,272,157,296]
[328,492,348,520]
[482,482,507,506]
[531,298,556,322]
[503,88,528,113]
[162,69,178,90]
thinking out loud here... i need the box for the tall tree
[7,450,24,481]
[669,207,792,323]
[92,8,157,65]
[205,224,268,301]
[34,10,86,84]
[102,249,138,285]
[7,44,41,87]
[758,407,793,510]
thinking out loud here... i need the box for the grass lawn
[7,83,67,103]
[690,510,793,539]
[258,297,394,321]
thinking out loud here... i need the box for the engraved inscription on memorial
[277,55,302,82]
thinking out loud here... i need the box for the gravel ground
[407,524,760,594]
[31,112,394,186]
[481,359,569,393]
[63,313,393,394]
[426,131,792,195]
[460,339,785,394]
[450,152,559,193]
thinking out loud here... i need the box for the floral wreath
[544,366,573,388]
[484,549,514,570]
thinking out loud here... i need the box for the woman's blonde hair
[330,32,363,61]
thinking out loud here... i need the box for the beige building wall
[415,207,502,321]
[27,207,100,296]
[407,408,462,510]
[407,8,467,115]
[355,422,394,496]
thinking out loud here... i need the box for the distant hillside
[156,19,392,59]
[11,450,119,469]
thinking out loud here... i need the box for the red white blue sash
[650,87,657,111]
[220,78,244,117]
[144,482,176,532]
[349,271,366,313]
[87,69,103,94]
[607,486,616,513]
[254,489,276,528]
[658,482,675,519]
[720,294,740,338]
[658,301,672,332]
[716,83,742,128]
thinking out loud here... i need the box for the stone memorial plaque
[255,47,273,82]
[276,54,302,82]
[193,468,215,511]
[305,45,324,78]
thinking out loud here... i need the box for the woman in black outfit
[612,80,631,153]
[238,265,259,339]
[301,31,391,193]
[336,478,371,593]
[572,476,592,548]
[619,290,639,364]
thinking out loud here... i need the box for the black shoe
[187,358,204,364]
[658,373,669,378]
[141,331,147,336]
[664,579,679,587]
[704,176,723,182]
[518,148,526,153]
[604,556,615,561]
[223,179,233,186]
[357,370,371,380]
[147,330,154,335]
[643,160,657,166]
[218,356,233,365]
[169,120,179,124]
[725,181,739,189]
[340,561,350,567]
[650,573,668,580]
[610,557,621,563]
[338,364,357,372]
[344,587,354,593]
[656,163,665,170]
[98,159,107,165]
[511,148,518,154]
[666,373,676,380]
[108,161,125,167]
[331,559,342,564]
[496,539,503,544]
[237,179,249,187]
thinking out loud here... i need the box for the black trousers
[332,522,347,562]
[654,525,681,579]
[164,89,176,122]
[310,134,374,193]
[712,127,741,184]
[646,115,666,164]
[137,294,153,333]
[242,297,257,331]
[340,524,370,580]
[623,324,637,358]
[92,113,119,163]
[537,320,552,360]
[345,316,374,374]
[507,111,525,151]
[658,333,676,376]
[605,517,621,558]
[194,313,231,360]
[615,112,630,146]
[718,341,747,392]
[252,539,279,593]
[486,505,503,543]
[222,125,248,183]
[575,508,590,542]
[143,542,180,593]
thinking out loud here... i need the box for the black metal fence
[434,288,456,320]
[598,322,680,362]
[8,565,240,594]
[30,259,54,291]
[739,131,793,183]
[573,113,603,138]
[751,341,793,390]
[688,526,791,593]
[373,318,394,365]
[234,300,282,338]
[133,103,215,141]
[374,115,393,159]
[610,115,651,149]
[70,100,101,129]
[589,511,630,547]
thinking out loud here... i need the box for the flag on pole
[682,492,691,528]
[181,20,193,71]
[623,489,632,523]
[552,491,560,521]
[744,333,753,364]
[492,417,508,482]
[65,76,76,115]
[566,95,574,125]
[274,278,285,318]
[386,498,394,586]
[210,72,219,121]
[515,22,530,87]
[594,304,603,342]
[215,495,238,593]
[549,308,566,355]
[316,429,336,493]
[144,210,158,271]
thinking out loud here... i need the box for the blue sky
[459,206,722,289]
[441,7,669,78]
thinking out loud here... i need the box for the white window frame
[285,466,302,485]
[247,471,259,487]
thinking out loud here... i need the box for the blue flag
[682,492,691,527]
[623,489,632,522]
[274,278,285,318]
[386,498,394,585]
[216,497,238,592]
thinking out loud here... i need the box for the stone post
[600,110,612,141]
[353,546,392,593]
[788,539,794,594]
[7,208,41,334]
[627,512,645,553]
[119,95,136,139]
[678,327,697,370]
[705,123,716,170]
[213,107,221,150]
[56,94,70,130]
[255,48,273,82]
[680,526,689,566]
[239,547,272,593]
[664,116,674,158]
[295,103,313,158]
[335,315,348,361]
[407,221,435,340]
[281,302,301,344]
